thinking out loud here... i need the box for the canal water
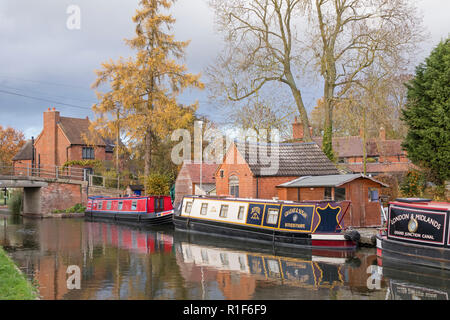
[1,214,449,300]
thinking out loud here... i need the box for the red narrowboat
[85,195,173,225]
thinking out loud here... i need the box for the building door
[229,175,239,198]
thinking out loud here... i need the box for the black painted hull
[85,211,173,225]
[173,215,356,250]
[376,235,450,270]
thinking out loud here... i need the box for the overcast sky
[0,0,449,139]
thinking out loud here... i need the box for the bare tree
[207,0,314,141]
[305,0,425,159]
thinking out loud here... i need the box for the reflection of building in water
[4,219,176,300]
[176,242,349,299]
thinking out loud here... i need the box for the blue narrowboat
[174,196,360,250]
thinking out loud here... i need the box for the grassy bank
[0,247,38,300]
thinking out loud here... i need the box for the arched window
[229,175,239,197]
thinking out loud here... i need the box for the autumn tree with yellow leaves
[91,0,204,177]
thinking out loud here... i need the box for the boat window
[154,197,159,210]
[219,205,229,218]
[118,201,123,210]
[185,201,193,214]
[98,201,103,210]
[159,198,164,210]
[200,203,208,215]
[220,253,229,266]
[335,188,346,201]
[237,206,245,220]
[131,200,137,210]
[106,201,112,210]
[266,208,279,225]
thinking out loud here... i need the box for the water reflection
[0,215,448,300]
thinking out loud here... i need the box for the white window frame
[219,205,229,218]
[266,208,279,225]
[185,201,193,214]
[200,203,208,215]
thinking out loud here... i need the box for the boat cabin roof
[391,198,450,211]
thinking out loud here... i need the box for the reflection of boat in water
[87,222,174,254]
[175,240,351,290]
[174,196,360,250]
[386,281,449,300]
[85,195,174,225]
[174,229,363,291]
[377,253,450,300]
[376,198,450,270]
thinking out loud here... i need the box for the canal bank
[0,247,39,300]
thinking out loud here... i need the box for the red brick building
[215,141,339,200]
[13,108,114,175]
[174,161,218,205]
[290,118,414,176]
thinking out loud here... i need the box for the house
[174,161,219,205]
[215,141,339,200]
[12,108,115,176]
[291,118,414,177]
[126,185,144,196]
[276,174,388,227]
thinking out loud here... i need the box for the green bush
[52,203,86,214]
[142,173,171,195]
[7,190,22,215]
[400,170,425,197]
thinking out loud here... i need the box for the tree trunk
[144,128,152,176]
[322,79,335,161]
[285,71,312,142]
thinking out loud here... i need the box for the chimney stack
[379,127,386,140]
[43,108,60,166]
[292,117,304,141]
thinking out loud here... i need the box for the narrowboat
[376,198,450,270]
[173,196,360,250]
[85,195,174,225]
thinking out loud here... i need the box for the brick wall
[40,182,84,214]
[174,165,194,205]
[257,176,298,199]
[215,145,255,198]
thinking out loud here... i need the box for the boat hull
[173,214,356,250]
[86,210,173,225]
[376,234,450,270]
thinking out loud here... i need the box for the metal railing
[0,165,120,189]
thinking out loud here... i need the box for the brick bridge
[0,165,122,217]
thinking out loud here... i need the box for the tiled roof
[12,140,33,161]
[59,117,105,146]
[313,136,406,158]
[183,161,219,184]
[235,142,339,177]
[277,173,389,188]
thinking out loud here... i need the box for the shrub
[142,173,171,196]
[400,170,425,197]
[7,190,22,215]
